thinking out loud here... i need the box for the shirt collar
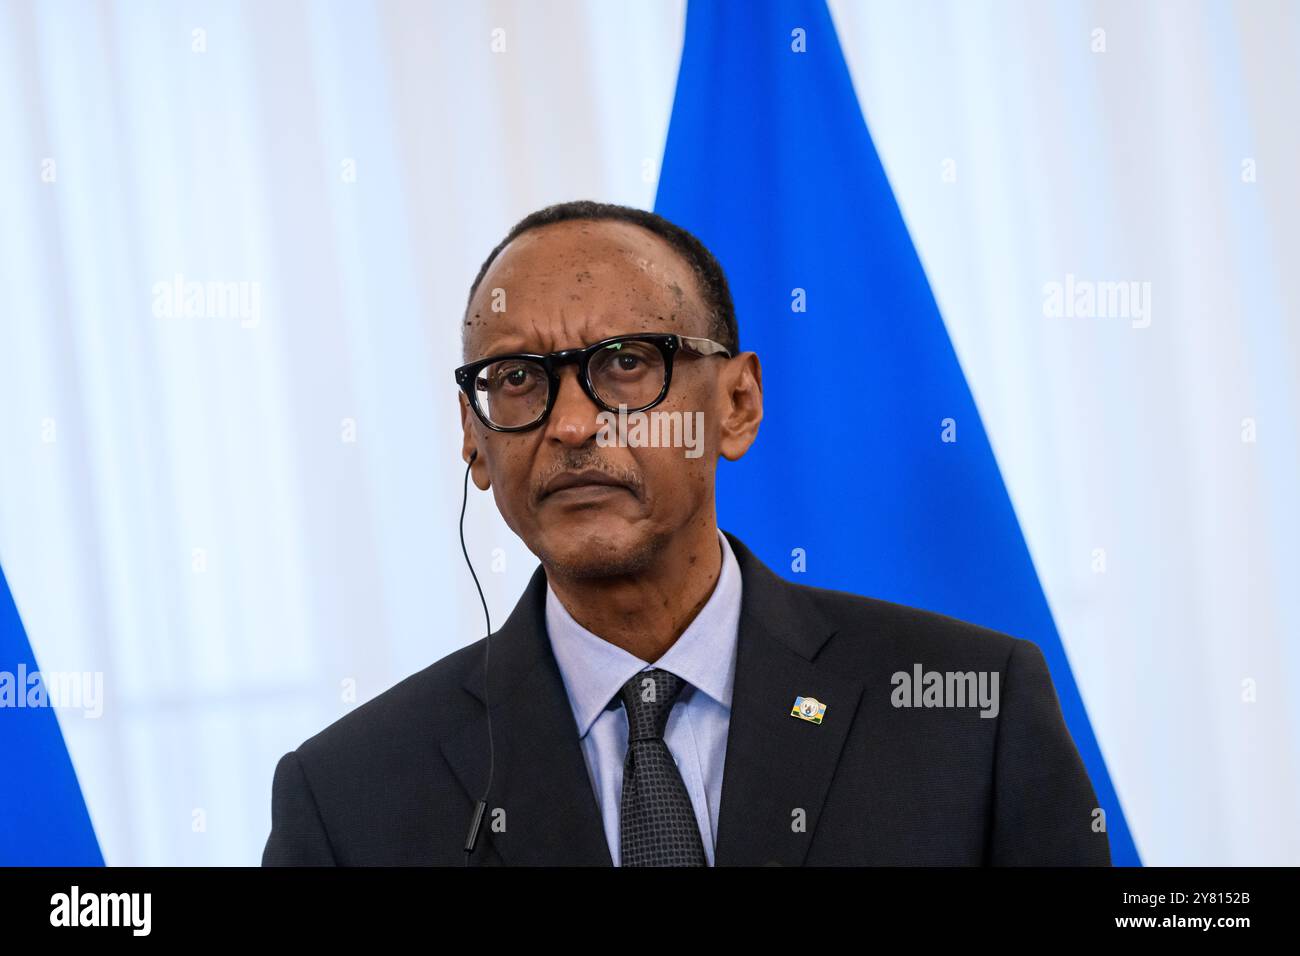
[545,527,743,739]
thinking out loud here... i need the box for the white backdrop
[0,0,1295,865]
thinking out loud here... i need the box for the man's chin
[531,523,667,581]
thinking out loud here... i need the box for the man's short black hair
[463,200,738,355]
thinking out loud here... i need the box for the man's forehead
[463,219,710,357]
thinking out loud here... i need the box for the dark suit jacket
[262,530,1111,865]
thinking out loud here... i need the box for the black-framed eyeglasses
[455,332,733,432]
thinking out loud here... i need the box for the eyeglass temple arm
[678,335,732,358]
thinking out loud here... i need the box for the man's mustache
[533,458,644,502]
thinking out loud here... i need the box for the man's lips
[541,469,635,500]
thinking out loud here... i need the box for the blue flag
[0,562,103,864]
[655,0,1138,865]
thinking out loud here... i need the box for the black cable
[460,450,494,864]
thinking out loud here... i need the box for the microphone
[459,448,495,864]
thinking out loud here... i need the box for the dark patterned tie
[618,668,707,866]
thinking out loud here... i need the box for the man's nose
[544,366,603,446]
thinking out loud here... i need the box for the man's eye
[490,364,540,391]
[600,345,655,377]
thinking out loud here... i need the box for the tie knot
[619,668,687,741]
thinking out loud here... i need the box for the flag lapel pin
[791,695,826,725]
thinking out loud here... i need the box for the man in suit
[263,200,1110,866]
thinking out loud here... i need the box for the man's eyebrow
[472,336,538,357]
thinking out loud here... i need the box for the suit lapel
[440,565,612,866]
[714,532,864,866]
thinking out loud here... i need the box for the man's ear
[459,393,491,490]
[718,351,763,462]
[465,447,490,491]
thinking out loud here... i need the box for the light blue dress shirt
[544,527,742,866]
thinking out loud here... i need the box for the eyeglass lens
[472,339,667,428]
